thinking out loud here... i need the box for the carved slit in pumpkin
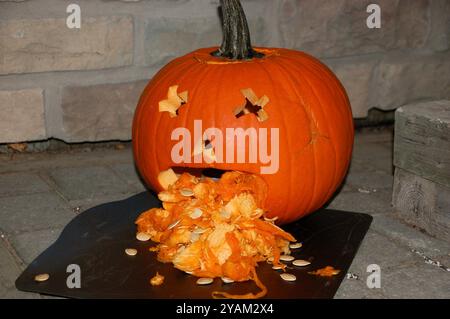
[159,85,188,118]
[192,138,216,162]
[172,167,228,180]
[234,88,269,122]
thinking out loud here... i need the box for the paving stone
[345,170,393,191]
[347,230,418,275]
[0,172,50,198]
[0,286,42,299]
[0,242,39,298]
[354,128,394,145]
[326,190,393,215]
[108,163,147,192]
[48,166,134,201]
[335,277,385,299]
[0,192,74,235]
[0,241,22,290]
[336,230,421,298]
[351,142,394,174]
[346,158,372,176]
[371,214,450,258]
[9,228,62,264]
[68,192,144,213]
[379,262,450,299]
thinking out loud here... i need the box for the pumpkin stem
[211,0,264,60]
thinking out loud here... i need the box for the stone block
[278,0,430,58]
[60,80,148,142]
[0,89,45,143]
[0,16,133,74]
[144,15,267,66]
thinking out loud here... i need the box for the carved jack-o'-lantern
[132,0,354,225]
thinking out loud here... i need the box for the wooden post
[393,100,450,242]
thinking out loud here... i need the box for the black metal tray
[15,192,372,299]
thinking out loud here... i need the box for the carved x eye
[234,88,269,122]
[158,85,188,118]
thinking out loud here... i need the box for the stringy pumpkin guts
[150,272,165,286]
[309,266,341,277]
[135,171,297,299]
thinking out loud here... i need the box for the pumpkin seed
[196,278,214,285]
[136,232,151,242]
[221,277,234,284]
[180,188,194,197]
[280,273,296,282]
[190,232,200,242]
[346,273,359,280]
[251,208,264,219]
[280,255,295,262]
[290,243,303,249]
[264,216,278,222]
[167,219,180,230]
[193,227,207,234]
[34,273,49,282]
[272,264,285,270]
[293,259,311,267]
[220,209,231,219]
[125,248,138,256]
[189,208,203,219]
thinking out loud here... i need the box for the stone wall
[0,0,449,143]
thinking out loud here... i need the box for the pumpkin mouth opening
[171,167,229,180]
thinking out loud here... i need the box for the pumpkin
[132,0,354,225]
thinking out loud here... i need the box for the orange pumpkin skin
[132,47,354,225]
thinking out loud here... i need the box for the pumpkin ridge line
[270,57,320,216]
[146,59,197,179]
[255,59,293,221]
[303,58,355,170]
[288,55,350,201]
[280,55,340,209]
[180,63,216,168]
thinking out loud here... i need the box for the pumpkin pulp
[135,171,297,299]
